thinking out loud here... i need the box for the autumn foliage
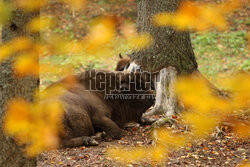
[0,1,248,166]
[153,0,242,31]
[3,85,67,156]
[107,73,250,164]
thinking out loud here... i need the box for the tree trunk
[145,66,178,117]
[134,0,197,73]
[133,0,198,118]
[0,5,39,167]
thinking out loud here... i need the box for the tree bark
[0,5,39,167]
[145,66,178,117]
[132,0,198,118]
[134,0,197,74]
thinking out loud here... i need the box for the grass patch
[191,30,249,81]
[39,54,113,89]
[40,31,248,88]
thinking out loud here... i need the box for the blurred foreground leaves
[107,73,250,164]
[4,90,65,156]
[0,0,248,162]
[3,75,77,156]
[153,0,242,31]
[14,0,86,11]
[0,15,152,77]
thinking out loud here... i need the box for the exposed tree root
[144,66,178,118]
[192,70,229,98]
[144,67,229,128]
[152,117,177,128]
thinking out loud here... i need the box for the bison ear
[126,52,132,58]
[119,53,123,59]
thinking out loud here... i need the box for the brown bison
[115,53,142,73]
[115,53,131,71]
[46,70,155,148]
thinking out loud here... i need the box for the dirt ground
[37,116,249,167]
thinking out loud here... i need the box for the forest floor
[38,114,250,167]
[38,0,249,166]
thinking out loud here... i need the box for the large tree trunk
[132,0,198,118]
[0,5,39,167]
[134,0,197,73]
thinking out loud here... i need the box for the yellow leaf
[238,161,250,167]
[218,0,242,14]
[233,123,250,139]
[120,22,136,38]
[0,44,13,62]
[174,1,201,30]
[11,37,33,52]
[149,144,168,164]
[44,34,83,55]
[153,13,173,27]
[220,73,250,109]
[4,97,64,156]
[13,54,39,76]
[175,76,213,111]
[63,41,84,54]
[222,73,250,92]
[61,0,86,10]
[213,98,231,114]
[41,126,60,148]
[86,17,115,52]
[27,16,54,33]
[38,85,66,101]
[183,112,218,137]
[107,146,147,164]
[107,138,169,164]
[39,64,74,77]
[127,33,152,51]
[15,0,47,11]
[153,128,186,147]
[4,98,31,135]
[200,6,227,31]
[32,43,47,56]
[0,37,34,62]
[41,101,64,124]
[152,0,242,31]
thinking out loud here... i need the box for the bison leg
[92,116,122,140]
[92,131,107,141]
[139,117,157,125]
[60,136,99,148]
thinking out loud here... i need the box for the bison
[115,53,142,73]
[45,70,155,148]
[115,53,131,71]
